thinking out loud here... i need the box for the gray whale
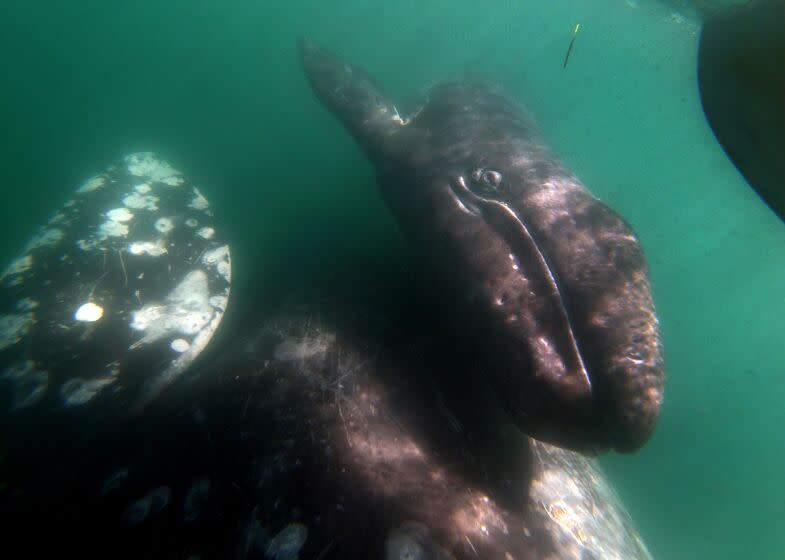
[0,154,652,559]
[300,40,664,453]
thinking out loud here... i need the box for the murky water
[1,1,783,558]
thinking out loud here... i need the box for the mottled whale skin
[300,41,665,453]
[0,153,230,447]
[0,156,651,559]
[2,305,652,560]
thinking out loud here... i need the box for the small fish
[563,23,581,69]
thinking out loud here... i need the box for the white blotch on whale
[123,192,159,211]
[98,218,129,238]
[106,207,134,223]
[61,375,117,406]
[148,486,172,513]
[266,523,308,560]
[0,312,34,350]
[202,245,231,282]
[77,175,105,193]
[75,302,104,322]
[122,497,151,526]
[171,338,190,353]
[130,270,213,344]
[131,266,229,406]
[24,228,64,252]
[188,187,209,211]
[1,254,32,286]
[208,295,228,311]
[125,152,184,186]
[101,468,130,495]
[2,360,48,410]
[121,486,173,526]
[155,217,174,234]
[385,528,425,560]
[128,240,167,257]
[16,298,38,311]
[184,477,210,522]
[197,227,215,239]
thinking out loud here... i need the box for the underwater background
[1,1,782,558]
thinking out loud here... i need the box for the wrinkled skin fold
[300,40,664,453]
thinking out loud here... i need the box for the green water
[1,1,783,558]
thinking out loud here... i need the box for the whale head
[300,42,665,454]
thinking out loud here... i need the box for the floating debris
[563,23,581,69]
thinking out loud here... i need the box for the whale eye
[471,168,483,182]
[482,170,502,188]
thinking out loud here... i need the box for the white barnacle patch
[188,188,209,211]
[77,175,105,193]
[185,218,198,227]
[154,217,174,234]
[1,254,33,284]
[125,152,183,186]
[266,524,308,560]
[0,312,35,350]
[97,205,133,242]
[99,219,129,238]
[196,227,214,239]
[106,207,134,222]
[128,240,167,257]
[123,497,151,526]
[130,270,213,346]
[385,528,425,560]
[16,298,38,311]
[134,183,152,194]
[170,338,190,353]
[77,238,100,251]
[101,468,130,496]
[202,245,231,282]
[161,175,184,186]
[134,271,230,408]
[121,485,171,525]
[61,376,117,407]
[75,302,104,322]
[47,211,67,224]
[3,360,48,410]
[123,192,159,211]
[208,295,228,311]
[184,477,210,522]
[25,228,64,252]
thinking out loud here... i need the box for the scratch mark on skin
[465,535,479,556]
[118,250,128,287]
[337,395,352,447]
[315,540,334,560]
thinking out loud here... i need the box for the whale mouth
[449,174,593,396]
[447,166,663,453]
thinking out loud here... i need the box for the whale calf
[300,40,664,453]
